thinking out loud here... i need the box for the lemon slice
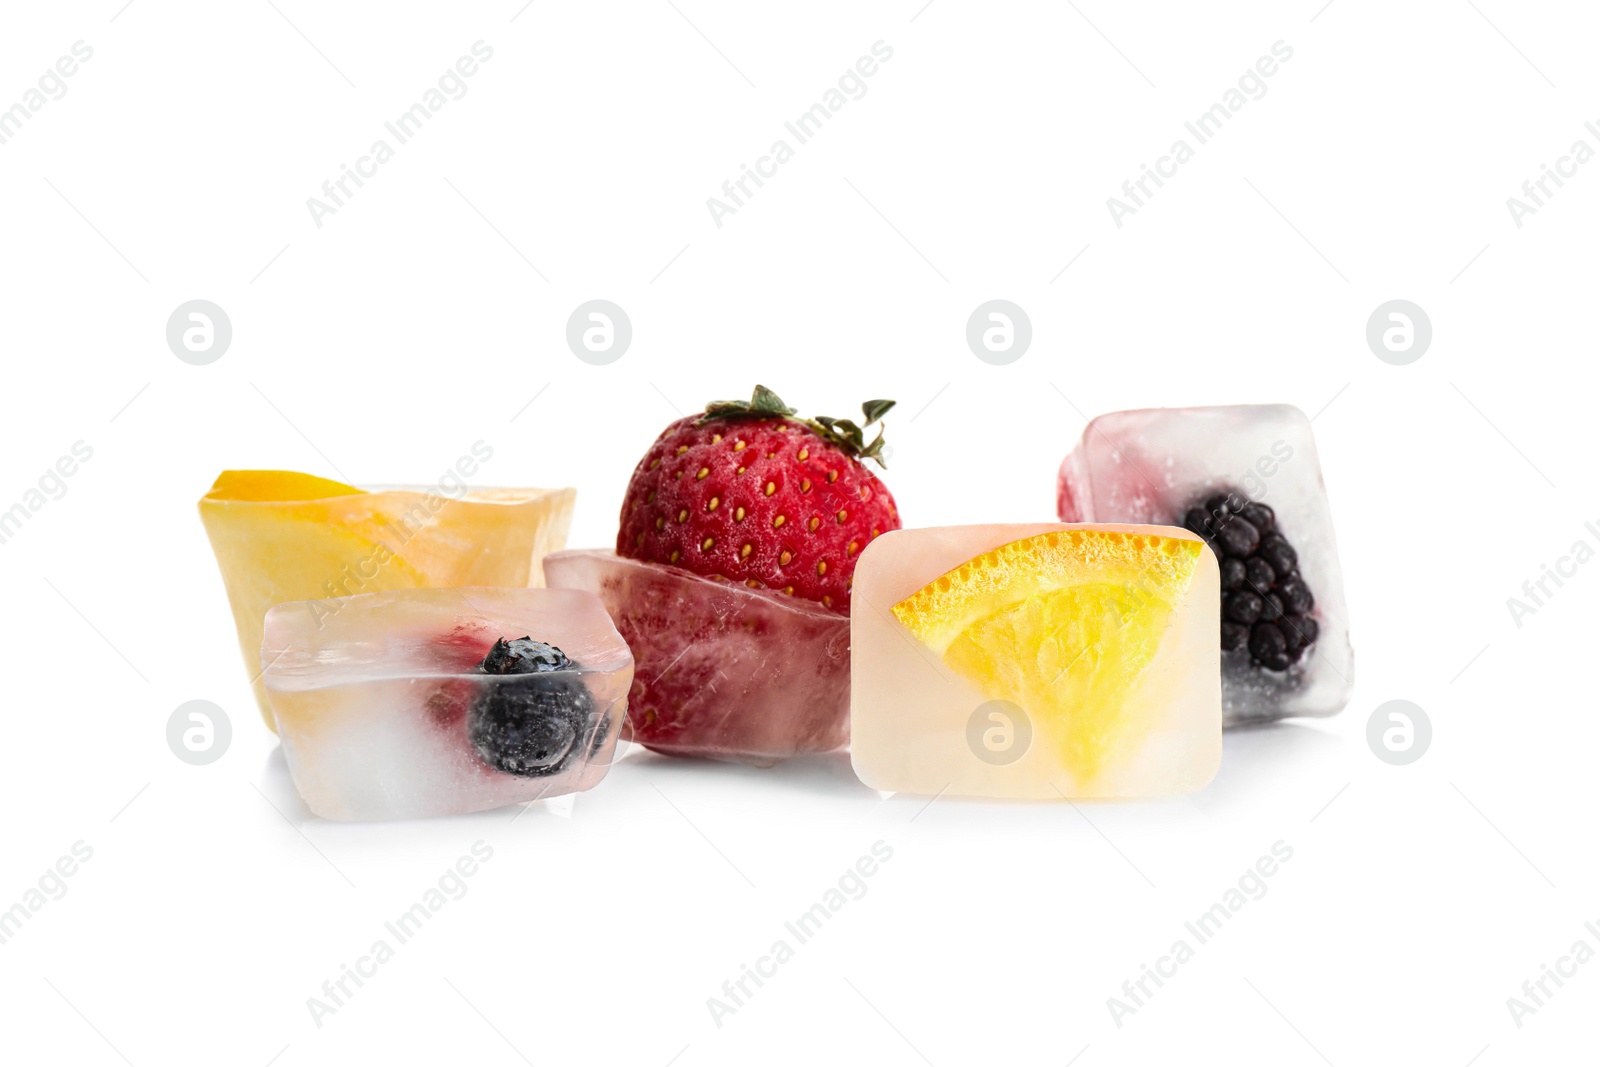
[199,471,575,730]
[892,529,1202,783]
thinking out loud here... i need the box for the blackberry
[1225,590,1263,625]
[1239,502,1275,533]
[1184,487,1318,672]
[1221,622,1250,651]
[1280,613,1318,649]
[1279,576,1313,615]
[1214,518,1260,559]
[1249,622,1291,671]
[1204,491,1245,516]
[468,637,596,778]
[1259,536,1297,576]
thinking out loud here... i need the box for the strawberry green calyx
[813,400,895,467]
[701,384,796,420]
[698,385,897,468]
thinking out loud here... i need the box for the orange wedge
[892,529,1202,782]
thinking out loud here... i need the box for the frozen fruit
[1221,621,1250,651]
[1185,486,1315,669]
[481,636,571,675]
[261,587,629,821]
[1280,577,1313,614]
[1259,536,1298,576]
[544,550,850,765]
[1283,613,1317,647]
[468,638,597,777]
[199,470,575,730]
[851,524,1221,799]
[1249,620,1289,669]
[557,385,901,764]
[1225,590,1263,625]
[615,385,899,612]
[1212,516,1260,558]
[1057,404,1352,724]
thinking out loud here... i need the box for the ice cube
[261,587,629,821]
[543,550,850,765]
[851,524,1221,798]
[1056,404,1352,724]
[199,470,575,731]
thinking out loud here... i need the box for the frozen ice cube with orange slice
[198,470,574,729]
[850,524,1220,798]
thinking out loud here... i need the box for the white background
[0,1,1594,1063]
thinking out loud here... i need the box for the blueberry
[1239,502,1275,533]
[1221,622,1250,651]
[1225,591,1263,625]
[1244,557,1276,591]
[468,637,595,778]
[1215,518,1261,558]
[1249,622,1288,665]
[1279,577,1314,614]
[481,636,571,675]
[1220,557,1247,591]
[1259,536,1297,575]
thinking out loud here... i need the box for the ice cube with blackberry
[1057,403,1352,724]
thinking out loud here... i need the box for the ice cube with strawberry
[545,386,902,764]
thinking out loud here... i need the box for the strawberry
[616,386,900,612]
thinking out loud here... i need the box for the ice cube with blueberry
[1056,404,1352,724]
[261,587,631,820]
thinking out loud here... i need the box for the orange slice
[892,529,1201,782]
